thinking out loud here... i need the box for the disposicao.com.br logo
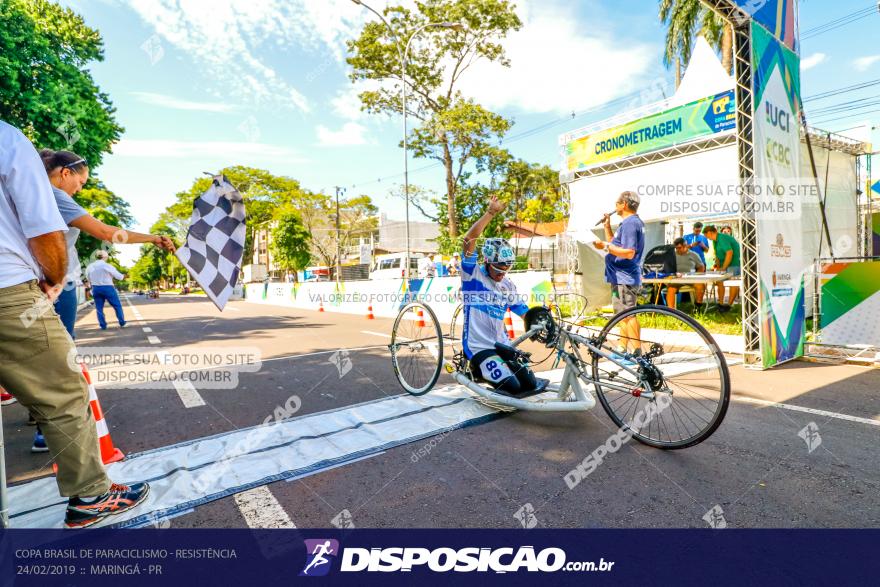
[336,546,614,574]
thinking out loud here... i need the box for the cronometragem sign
[562,90,735,173]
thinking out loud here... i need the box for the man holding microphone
[592,191,645,360]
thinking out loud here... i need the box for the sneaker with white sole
[64,482,150,529]
[1,392,16,406]
[31,430,49,453]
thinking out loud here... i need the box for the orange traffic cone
[366,304,375,320]
[54,363,124,473]
[82,363,124,464]
[416,307,426,327]
[318,300,325,312]
[504,309,515,340]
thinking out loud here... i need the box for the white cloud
[853,55,880,72]
[331,88,366,120]
[800,53,827,71]
[131,91,238,112]
[316,122,369,146]
[455,3,655,114]
[122,0,365,112]
[112,139,307,160]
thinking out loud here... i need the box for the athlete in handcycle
[390,196,730,449]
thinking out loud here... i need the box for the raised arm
[462,194,505,257]
[70,215,176,252]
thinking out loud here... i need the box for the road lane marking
[234,486,296,529]
[172,379,206,408]
[147,336,161,345]
[143,327,152,333]
[361,330,391,338]
[735,396,880,427]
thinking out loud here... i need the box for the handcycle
[389,300,730,449]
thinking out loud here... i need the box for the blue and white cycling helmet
[481,238,516,266]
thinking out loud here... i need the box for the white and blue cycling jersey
[460,252,529,359]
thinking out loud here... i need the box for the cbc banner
[750,19,805,368]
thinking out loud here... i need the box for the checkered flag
[175,175,246,311]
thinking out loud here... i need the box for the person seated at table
[702,224,741,312]
[666,237,706,309]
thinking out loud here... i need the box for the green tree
[157,166,379,272]
[74,180,134,226]
[75,207,120,264]
[166,166,312,263]
[0,0,122,167]
[270,212,311,278]
[659,0,733,87]
[347,0,521,240]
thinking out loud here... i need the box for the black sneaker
[718,304,731,313]
[65,482,150,529]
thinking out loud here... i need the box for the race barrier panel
[243,272,554,329]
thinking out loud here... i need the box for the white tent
[671,36,734,106]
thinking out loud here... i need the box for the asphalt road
[3,293,879,529]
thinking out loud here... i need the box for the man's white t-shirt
[460,252,529,359]
[86,260,124,286]
[0,121,68,288]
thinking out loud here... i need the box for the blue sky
[59,0,880,264]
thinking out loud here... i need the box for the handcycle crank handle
[510,326,543,347]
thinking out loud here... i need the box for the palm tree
[659,0,733,88]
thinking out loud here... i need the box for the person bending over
[460,195,548,396]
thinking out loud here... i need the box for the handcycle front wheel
[390,302,443,396]
[591,304,730,449]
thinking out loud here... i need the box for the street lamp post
[351,0,460,280]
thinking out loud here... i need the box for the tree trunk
[443,141,457,240]
[675,55,681,89]
[721,23,733,75]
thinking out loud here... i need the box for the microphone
[594,211,614,227]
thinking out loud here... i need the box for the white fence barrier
[243,272,554,327]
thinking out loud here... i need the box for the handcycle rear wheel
[591,304,730,449]
[390,302,443,395]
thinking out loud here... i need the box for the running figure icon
[300,539,339,576]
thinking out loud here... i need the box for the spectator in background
[41,148,174,339]
[422,254,436,278]
[447,252,461,276]
[86,250,128,329]
[683,221,710,266]
[0,119,149,528]
[703,225,741,312]
[721,225,733,236]
[666,237,706,310]
[593,190,645,360]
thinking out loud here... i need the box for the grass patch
[574,302,743,336]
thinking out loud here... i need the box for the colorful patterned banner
[730,0,798,53]
[819,260,880,347]
[752,21,804,368]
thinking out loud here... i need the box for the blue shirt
[683,233,709,264]
[604,215,645,286]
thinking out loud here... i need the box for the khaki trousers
[0,280,110,497]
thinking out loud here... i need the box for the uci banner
[562,90,735,173]
[750,20,804,368]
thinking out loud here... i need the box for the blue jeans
[91,285,125,329]
[53,282,78,338]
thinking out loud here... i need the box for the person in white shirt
[85,250,127,329]
[0,119,149,528]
